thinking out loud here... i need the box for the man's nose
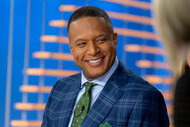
[87,42,100,56]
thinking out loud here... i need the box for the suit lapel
[82,62,126,126]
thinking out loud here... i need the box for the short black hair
[67,6,113,33]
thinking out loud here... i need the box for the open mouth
[86,57,105,66]
[89,58,102,63]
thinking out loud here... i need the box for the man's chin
[84,72,106,81]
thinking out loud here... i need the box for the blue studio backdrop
[0,0,173,127]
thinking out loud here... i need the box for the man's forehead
[68,17,108,33]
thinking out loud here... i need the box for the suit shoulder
[117,62,160,93]
[51,73,81,92]
[127,73,158,92]
[118,66,165,104]
[59,73,81,83]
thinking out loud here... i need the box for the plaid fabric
[41,61,169,127]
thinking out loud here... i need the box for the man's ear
[113,33,118,46]
[69,42,74,54]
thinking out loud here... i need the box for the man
[41,6,169,127]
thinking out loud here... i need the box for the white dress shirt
[68,57,119,127]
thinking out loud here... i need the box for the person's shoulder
[51,73,81,93]
[117,63,164,104]
[59,73,81,84]
[117,61,160,93]
[176,67,190,89]
[175,67,190,95]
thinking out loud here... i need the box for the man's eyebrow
[74,34,107,43]
[96,34,106,38]
[75,38,86,43]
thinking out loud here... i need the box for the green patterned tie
[71,82,97,127]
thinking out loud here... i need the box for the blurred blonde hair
[154,0,190,79]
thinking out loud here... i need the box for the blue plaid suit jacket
[41,62,169,127]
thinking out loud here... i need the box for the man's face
[68,17,117,81]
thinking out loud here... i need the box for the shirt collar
[81,57,119,88]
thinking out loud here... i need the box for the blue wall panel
[0,0,173,126]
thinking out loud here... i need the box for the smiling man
[41,6,169,127]
[68,16,117,81]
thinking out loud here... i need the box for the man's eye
[77,42,87,47]
[97,38,106,43]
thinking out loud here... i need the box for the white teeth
[89,58,102,63]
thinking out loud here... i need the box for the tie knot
[85,82,97,92]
